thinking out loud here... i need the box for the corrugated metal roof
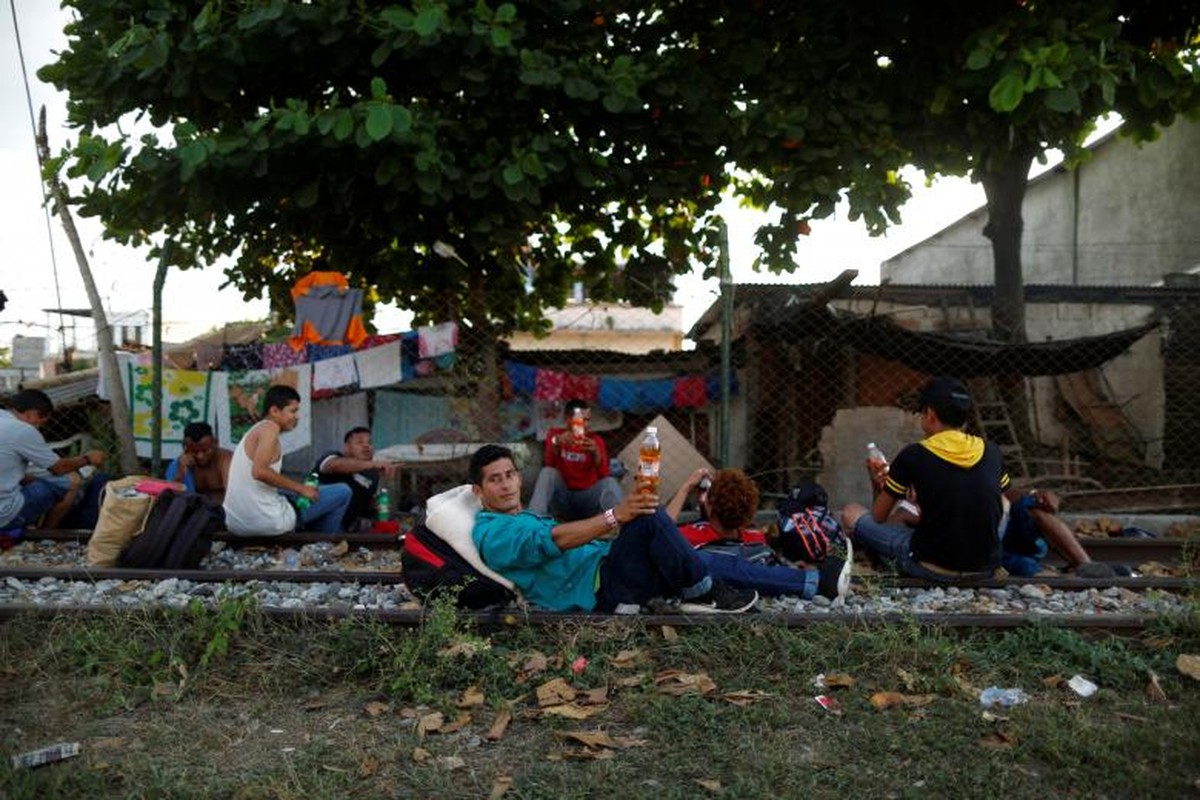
[17,368,99,407]
[686,282,1200,340]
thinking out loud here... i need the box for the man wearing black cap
[841,376,1008,579]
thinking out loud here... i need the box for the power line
[8,0,68,358]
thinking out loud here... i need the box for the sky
[0,1,990,361]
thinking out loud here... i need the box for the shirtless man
[165,422,233,503]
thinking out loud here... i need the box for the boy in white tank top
[223,385,352,536]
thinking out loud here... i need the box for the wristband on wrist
[604,507,619,529]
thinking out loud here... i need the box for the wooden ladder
[969,376,1030,479]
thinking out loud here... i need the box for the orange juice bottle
[571,407,586,439]
[636,426,661,494]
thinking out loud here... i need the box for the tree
[38,1,939,335]
[36,110,139,473]
[38,0,739,335]
[880,1,1200,342]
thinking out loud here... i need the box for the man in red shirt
[528,399,622,521]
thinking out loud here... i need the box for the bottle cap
[647,426,657,434]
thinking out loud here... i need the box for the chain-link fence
[6,280,1200,515]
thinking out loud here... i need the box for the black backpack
[401,524,515,609]
[119,490,224,569]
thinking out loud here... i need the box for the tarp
[810,314,1159,378]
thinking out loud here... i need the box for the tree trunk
[978,149,1035,344]
[36,109,139,474]
[468,273,502,441]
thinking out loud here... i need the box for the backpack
[775,482,844,564]
[119,489,225,569]
[401,524,516,609]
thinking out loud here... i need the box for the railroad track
[0,601,1174,631]
[0,562,1192,592]
[25,528,1200,567]
[4,529,1193,633]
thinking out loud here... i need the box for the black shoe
[679,580,759,614]
[817,538,853,600]
[1073,561,1116,579]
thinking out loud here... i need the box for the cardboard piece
[616,415,714,505]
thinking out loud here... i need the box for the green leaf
[292,110,311,136]
[374,157,401,185]
[295,179,320,208]
[365,104,394,141]
[380,7,415,30]
[929,85,951,115]
[1039,67,1063,89]
[1044,87,1079,113]
[391,105,413,135]
[502,163,523,185]
[491,27,512,48]
[495,3,517,23]
[965,47,990,71]
[563,76,598,100]
[333,110,354,141]
[989,70,1026,113]
[414,7,443,37]
[370,76,388,100]
[178,140,207,179]
[1099,73,1116,107]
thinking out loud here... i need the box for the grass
[1,597,1198,799]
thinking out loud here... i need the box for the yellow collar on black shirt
[920,429,985,468]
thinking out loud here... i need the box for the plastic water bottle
[571,407,586,439]
[866,442,889,474]
[296,471,319,511]
[636,426,661,494]
[979,686,1029,708]
[377,487,391,522]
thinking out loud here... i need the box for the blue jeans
[528,468,623,522]
[594,508,710,611]
[10,478,68,527]
[852,515,987,582]
[697,549,818,598]
[284,483,353,533]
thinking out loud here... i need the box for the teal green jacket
[472,511,609,612]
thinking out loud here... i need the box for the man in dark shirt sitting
[312,427,398,531]
[841,376,1008,579]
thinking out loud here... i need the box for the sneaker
[817,538,853,601]
[679,580,759,614]
[1073,561,1116,579]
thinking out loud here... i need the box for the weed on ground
[1,599,1198,799]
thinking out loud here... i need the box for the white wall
[883,119,1200,286]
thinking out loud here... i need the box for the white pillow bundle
[423,484,515,591]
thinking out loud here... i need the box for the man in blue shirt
[469,444,757,614]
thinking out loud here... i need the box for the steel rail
[0,602,1172,630]
[22,529,1199,566]
[0,564,1193,591]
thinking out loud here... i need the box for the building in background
[882,119,1200,286]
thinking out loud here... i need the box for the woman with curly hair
[668,468,851,602]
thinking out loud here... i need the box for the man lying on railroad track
[467,444,758,614]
